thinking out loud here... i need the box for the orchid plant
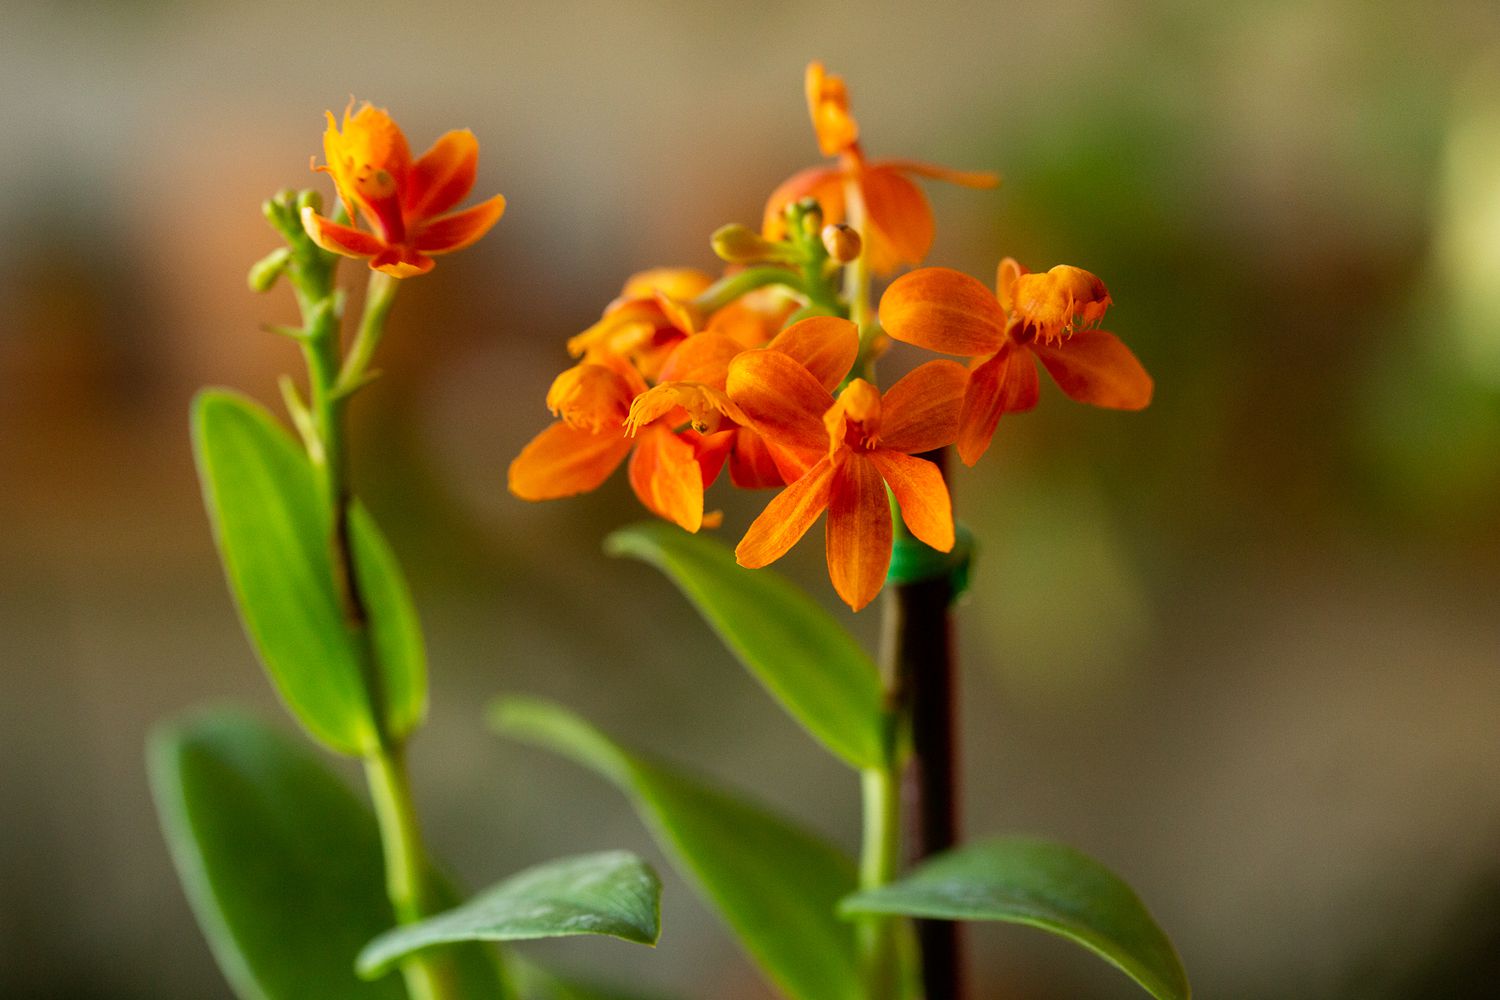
[152,64,1190,1000]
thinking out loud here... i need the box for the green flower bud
[247,247,292,293]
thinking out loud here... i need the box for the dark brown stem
[886,447,965,1000]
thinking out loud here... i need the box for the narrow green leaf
[492,697,863,1000]
[358,851,660,978]
[148,710,509,1000]
[604,522,884,770]
[839,838,1191,1000]
[192,390,426,753]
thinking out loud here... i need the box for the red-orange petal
[300,208,385,259]
[954,344,1039,466]
[405,129,478,220]
[763,166,845,241]
[806,61,859,157]
[878,359,968,454]
[727,427,786,489]
[370,246,435,278]
[736,456,836,568]
[508,421,633,500]
[412,194,506,254]
[765,316,859,392]
[825,453,891,612]
[725,349,833,460]
[869,450,954,552]
[879,267,1008,357]
[859,166,934,273]
[877,158,1000,189]
[1030,329,1153,410]
[628,425,704,532]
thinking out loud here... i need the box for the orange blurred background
[3,1,1500,997]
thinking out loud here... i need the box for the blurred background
[4,0,1500,997]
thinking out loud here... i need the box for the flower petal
[763,166,844,241]
[876,158,1000,189]
[955,344,1039,466]
[508,421,632,500]
[628,425,704,532]
[726,348,834,460]
[371,246,434,278]
[825,454,891,612]
[879,359,967,454]
[658,331,745,387]
[765,316,859,392]
[869,451,954,553]
[1031,329,1153,409]
[411,194,506,254]
[879,267,1008,357]
[727,427,786,489]
[736,456,836,568]
[405,129,478,220]
[621,267,715,301]
[859,165,933,272]
[806,61,859,157]
[691,428,736,488]
[300,207,385,259]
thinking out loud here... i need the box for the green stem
[858,759,903,1000]
[692,265,803,314]
[842,158,876,381]
[289,265,460,1000]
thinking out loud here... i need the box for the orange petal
[658,331,745,386]
[879,359,967,454]
[405,129,478,220]
[805,61,859,157]
[726,349,834,460]
[706,293,792,348]
[691,428,736,488]
[859,166,933,273]
[727,427,786,489]
[628,425,704,532]
[411,194,506,254]
[1031,329,1153,410]
[736,456,836,568]
[621,267,715,301]
[371,246,434,278]
[300,207,384,259]
[763,166,845,240]
[879,267,1008,357]
[869,450,954,552]
[996,257,1026,313]
[765,316,859,392]
[825,454,891,612]
[508,421,633,500]
[955,344,1040,466]
[876,158,1000,189]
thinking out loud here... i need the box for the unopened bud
[821,223,862,263]
[788,197,824,239]
[711,223,778,263]
[247,246,292,292]
[295,189,324,217]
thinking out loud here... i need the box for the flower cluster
[509,64,1151,611]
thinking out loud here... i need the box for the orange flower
[507,352,726,532]
[302,100,506,278]
[727,319,967,611]
[763,62,997,275]
[566,267,714,379]
[879,258,1153,466]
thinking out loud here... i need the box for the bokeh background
[4,1,1500,997]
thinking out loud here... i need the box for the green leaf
[192,390,426,754]
[148,710,509,1000]
[358,851,660,978]
[839,838,1191,1000]
[604,522,885,770]
[507,956,677,1000]
[492,697,863,1000]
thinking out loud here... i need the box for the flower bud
[247,247,292,292]
[711,223,778,263]
[821,223,862,263]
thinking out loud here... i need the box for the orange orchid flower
[566,267,715,380]
[507,351,727,532]
[302,100,506,278]
[763,62,997,275]
[880,258,1153,466]
[727,318,967,611]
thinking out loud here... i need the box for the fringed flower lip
[302,100,506,277]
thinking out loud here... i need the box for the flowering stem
[885,448,965,1000]
[287,261,461,1000]
[842,159,876,382]
[858,751,903,999]
[693,265,802,315]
